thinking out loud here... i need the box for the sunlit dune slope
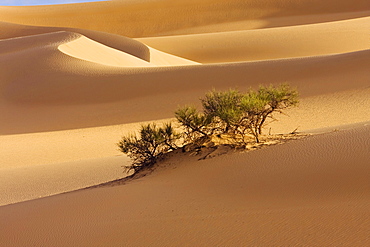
[1,26,369,134]
[0,124,369,246]
[139,17,370,63]
[0,21,151,61]
[59,35,153,67]
[0,31,155,68]
[0,155,129,206]
[0,0,369,37]
[59,36,198,67]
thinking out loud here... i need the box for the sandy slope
[0,21,151,61]
[1,44,369,134]
[139,16,370,63]
[1,19,369,207]
[58,35,198,67]
[0,0,369,37]
[0,120,173,206]
[1,86,369,206]
[0,0,369,245]
[0,124,369,246]
[59,35,154,67]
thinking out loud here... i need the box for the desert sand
[0,0,369,246]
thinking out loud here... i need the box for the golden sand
[0,0,369,245]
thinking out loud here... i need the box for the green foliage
[117,123,179,172]
[174,105,213,142]
[248,84,299,137]
[201,89,243,134]
[177,83,299,144]
[119,83,299,174]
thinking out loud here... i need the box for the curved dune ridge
[0,0,369,246]
[0,21,151,61]
[139,16,370,63]
[59,34,154,67]
[58,34,199,67]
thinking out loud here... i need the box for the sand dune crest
[139,16,370,63]
[59,35,154,67]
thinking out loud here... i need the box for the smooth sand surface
[0,0,369,37]
[0,120,171,206]
[139,17,370,63]
[59,35,198,67]
[0,0,369,245]
[0,124,369,246]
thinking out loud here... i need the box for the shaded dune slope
[0,124,369,246]
[139,17,370,63]
[1,43,369,134]
[1,0,368,136]
[58,36,198,67]
[0,21,150,61]
[0,0,369,37]
[59,35,149,67]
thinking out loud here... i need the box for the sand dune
[59,34,154,67]
[1,45,369,134]
[0,21,150,61]
[0,156,129,206]
[139,16,370,63]
[0,0,369,245]
[0,120,171,206]
[59,34,198,67]
[0,124,369,246]
[0,0,369,37]
[1,85,369,205]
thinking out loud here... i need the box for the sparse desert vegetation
[119,84,299,173]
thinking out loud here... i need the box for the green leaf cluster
[176,83,299,144]
[118,123,179,172]
[118,83,299,174]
